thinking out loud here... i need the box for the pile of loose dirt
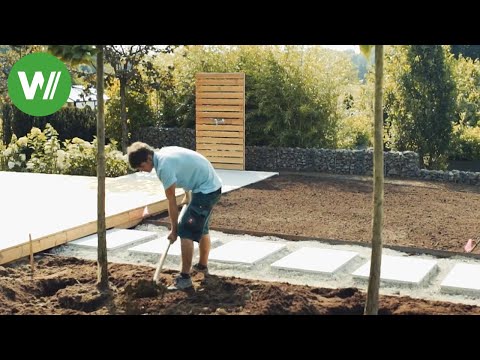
[1,255,479,315]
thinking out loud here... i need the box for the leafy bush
[26,124,62,173]
[2,104,97,143]
[0,134,28,171]
[337,113,373,149]
[450,125,480,160]
[105,81,155,143]
[153,45,357,148]
[451,55,480,127]
[1,123,129,177]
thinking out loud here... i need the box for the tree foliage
[451,45,480,60]
[384,45,456,169]
[451,54,480,127]
[153,45,357,148]
[103,45,176,152]
[0,45,45,104]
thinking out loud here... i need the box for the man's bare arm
[165,183,179,242]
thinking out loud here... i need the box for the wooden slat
[197,79,244,85]
[211,163,244,170]
[197,137,244,144]
[197,118,244,125]
[196,130,242,138]
[196,105,243,112]
[196,73,244,79]
[196,92,244,99]
[196,98,244,105]
[0,193,186,265]
[66,222,98,242]
[196,111,243,118]
[196,143,244,151]
[198,150,244,158]
[196,116,244,123]
[197,85,244,92]
[115,218,143,229]
[205,156,244,164]
[196,72,245,170]
[196,124,243,132]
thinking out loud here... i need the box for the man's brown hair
[127,142,154,169]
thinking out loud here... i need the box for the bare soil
[1,255,479,315]
[3,172,480,315]
[210,173,480,253]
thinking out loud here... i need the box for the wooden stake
[29,233,34,277]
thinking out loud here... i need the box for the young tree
[48,45,109,291]
[360,45,384,315]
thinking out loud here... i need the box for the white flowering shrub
[104,139,130,177]
[62,137,129,177]
[26,124,62,173]
[0,134,29,171]
[1,123,129,177]
[62,137,97,176]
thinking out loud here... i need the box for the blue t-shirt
[153,146,222,194]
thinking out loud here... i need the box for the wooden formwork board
[0,171,185,265]
[0,195,184,266]
[195,73,245,170]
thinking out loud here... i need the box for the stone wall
[133,127,480,185]
[132,127,195,150]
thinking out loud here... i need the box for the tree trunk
[120,78,128,153]
[364,45,384,315]
[96,46,109,291]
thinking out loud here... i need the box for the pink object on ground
[464,239,477,253]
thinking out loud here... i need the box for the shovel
[153,204,188,284]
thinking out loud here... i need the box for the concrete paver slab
[353,255,438,286]
[209,240,286,265]
[128,237,219,256]
[271,247,359,274]
[69,228,157,250]
[441,263,480,295]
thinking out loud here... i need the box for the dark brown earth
[210,173,480,253]
[1,255,479,315]
[2,172,480,315]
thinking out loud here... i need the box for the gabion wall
[132,127,195,150]
[134,127,480,186]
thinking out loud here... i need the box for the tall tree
[360,45,384,315]
[48,45,109,291]
[393,45,456,169]
[104,45,176,152]
[1,45,44,143]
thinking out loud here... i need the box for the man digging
[127,142,222,290]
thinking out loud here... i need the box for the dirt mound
[1,255,480,315]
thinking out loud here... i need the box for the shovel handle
[152,204,188,283]
[153,239,173,283]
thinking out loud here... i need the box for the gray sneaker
[192,263,209,275]
[167,275,193,290]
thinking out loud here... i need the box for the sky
[320,45,359,53]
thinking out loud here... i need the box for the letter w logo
[18,71,62,100]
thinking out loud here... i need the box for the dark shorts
[177,188,222,242]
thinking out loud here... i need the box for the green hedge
[2,104,97,143]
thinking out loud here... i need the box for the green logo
[7,52,72,116]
